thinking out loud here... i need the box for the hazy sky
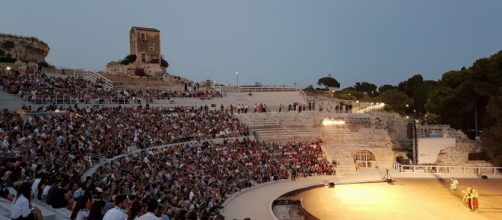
[1,0,502,88]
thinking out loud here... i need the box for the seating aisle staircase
[326,142,357,175]
[237,111,343,142]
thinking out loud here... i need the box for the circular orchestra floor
[298,178,502,220]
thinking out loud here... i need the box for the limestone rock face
[0,33,50,63]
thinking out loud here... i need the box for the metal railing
[299,89,310,102]
[393,162,502,175]
[88,71,114,88]
[355,160,502,175]
[19,93,93,105]
[239,86,300,93]
[355,160,395,169]
[18,93,147,105]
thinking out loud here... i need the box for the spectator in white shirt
[103,195,129,220]
[10,182,43,220]
[138,200,160,220]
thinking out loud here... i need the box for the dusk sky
[1,0,502,88]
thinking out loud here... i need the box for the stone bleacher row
[237,111,396,175]
[0,70,222,105]
[237,111,390,142]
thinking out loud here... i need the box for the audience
[0,70,221,105]
[86,139,333,218]
[0,69,338,220]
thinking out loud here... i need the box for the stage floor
[299,178,502,220]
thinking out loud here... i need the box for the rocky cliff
[0,33,50,63]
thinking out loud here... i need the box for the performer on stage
[471,189,479,211]
[462,187,472,208]
[450,177,459,195]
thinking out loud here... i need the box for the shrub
[161,56,169,68]
[1,40,15,50]
[120,54,136,65]
[0,57,16,63]
[38,61,53,68]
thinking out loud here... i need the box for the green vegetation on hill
[120,54,136,65]
[425,51,502,166]
[318,76,340,89]
[310,50,502,165]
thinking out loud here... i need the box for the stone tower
[129,26,161,64]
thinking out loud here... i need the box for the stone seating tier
[238,112,396,175]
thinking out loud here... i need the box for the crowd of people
[0,101,335,219]
[0,69,222,104]
[0,105,249,160]
[1,137,334,219]
[0,69,339,220]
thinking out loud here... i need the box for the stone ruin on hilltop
[106,26,170,79]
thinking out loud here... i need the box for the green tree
[354,82,378,96]
[440,70,467,88]
[318,76,340,89]
[398,74,435,114]
[481,126,502,166]
[481,89,502,166]
[120,54,137,65]
[426,50,502,138]
[38,61,53,68]
[378,84,397,94]
[379,89,414,113]
[160,56,169,68]
[336,87,364,100]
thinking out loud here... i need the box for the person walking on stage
[450,177,459,195]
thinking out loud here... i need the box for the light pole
[236,72,239,87]
[412,109,418,164]
[405,104,418,164]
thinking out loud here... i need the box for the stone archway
[354,150,376,168]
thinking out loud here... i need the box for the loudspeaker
[328,182,335,188]
[481,175,488,179]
